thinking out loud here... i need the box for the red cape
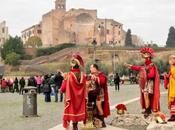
[63,71,87,128]
[140,65,160,112]
[98,72,110,117]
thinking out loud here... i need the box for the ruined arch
[76,13,94,24]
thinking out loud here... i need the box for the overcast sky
[0,0,175,46]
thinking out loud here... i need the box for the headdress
[70,53,84,67]
[140,47,155,57]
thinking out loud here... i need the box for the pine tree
[166,26,175,47]
[125,29,133,47]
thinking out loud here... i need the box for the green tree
[1,36,24,60]
[5,52,20,66]
[125,29,133,47]
[166,26,175,47]
[116,63,129,76]
[26,36,42,48]
[153,58,169,74]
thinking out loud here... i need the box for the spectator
[7,78,13,93]
[1,79,7,93]
[54,71,64,102]
[114,73,120,91]
[43,75,51,102]
[35,75,42,94]
[19,77,25,94]
[13,77,19,93]
[28,76,37,87]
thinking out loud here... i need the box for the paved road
[48,124,127,130]
[0,84,167,130]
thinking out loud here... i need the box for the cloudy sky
[0,0,175,46]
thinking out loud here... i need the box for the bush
[115,58,144,77]
[22,54,33,60]
[153,58,169,74]
[115,58,169,77]
[115,63,129,76]
[5,52,20,66]
[36,43,76,57]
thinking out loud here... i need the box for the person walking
[114,73,120,91]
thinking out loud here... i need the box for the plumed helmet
[70,53,84,67]
[155,112,166,124]
[140,47,155,58]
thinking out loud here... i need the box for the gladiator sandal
[72,122,78,130]
[144,108,151,118]
[98,115,106,128]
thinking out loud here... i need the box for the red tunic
[97,72,110,117]
[60,69,87,128]
[131,59,160,112]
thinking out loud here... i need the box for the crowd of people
[0,77,25,94]
[0,73,64,103]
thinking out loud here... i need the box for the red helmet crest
[140,47,155,57]
[71,53,84,67]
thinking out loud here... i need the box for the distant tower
[55,0,66,10]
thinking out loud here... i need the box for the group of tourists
[42,72,64,102]
[26,73,64,102]
[0,74,64,103]
[0,77,25,94]
[59,47,175,130]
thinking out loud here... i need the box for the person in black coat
[54,71,64,102]
[13,77,19,93]
[114,73,120,91]
[19,77,25,94]
[42,74,51,102]
[28,76,37,87]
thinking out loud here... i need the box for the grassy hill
[4,46,175,76]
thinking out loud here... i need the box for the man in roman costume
[125,47,160,117]
[87,64,110,127]
[60,54,87,130]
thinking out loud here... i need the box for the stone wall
[22,1,126,47]
[42,9,66,47]
[0,21,9,46]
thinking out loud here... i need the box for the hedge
[36,43,76,57]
